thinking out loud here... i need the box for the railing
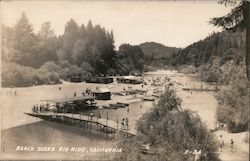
[27,111,136,136]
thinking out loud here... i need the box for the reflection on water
[1,101,154,160]
[2,121,114,152]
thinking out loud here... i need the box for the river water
[0,81,154,160]
[0,69,221,160]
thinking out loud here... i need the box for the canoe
[102,105,117,109]
[152,94,160,98]
[109,103,126,108]
[142,96,155,101]
[117,102,129,106]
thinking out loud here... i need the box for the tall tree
[79,24,87,40]
[116,87,219,161]
[37,21,58,66]
[62,19,79,62]
[12,12,37,66]
[210,0,250,82]
[2,25,14,61]
[38,21,55,41]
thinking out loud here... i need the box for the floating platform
[25,112,136,137]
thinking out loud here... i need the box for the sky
[1,0,232,48]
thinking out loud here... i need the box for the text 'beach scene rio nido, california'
[0,1,249,161]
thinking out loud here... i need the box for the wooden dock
[25,112,136,138]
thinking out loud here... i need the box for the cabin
[93,88,111,100]
[117,76,143,84]
[130,71,143,76]
[84,77,113,84]
[70,74,82,83]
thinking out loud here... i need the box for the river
[0,77,154,160]
[0,70,248,161]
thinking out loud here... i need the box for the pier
[25,112,136,138]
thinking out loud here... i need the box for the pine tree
[38,21,55,41]
[37,21,58,67]
[62,18,79,62]
[210,0,250,81]
[12,12,37,66]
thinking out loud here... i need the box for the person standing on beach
[36,104,39,113]
[219,135,224,152]
[32,105,36,113]
[230,139,234,151]
[125,118,129,131]
[121,119,125,130]
[90,112,94,120]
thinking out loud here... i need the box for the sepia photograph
[0,0,249,161]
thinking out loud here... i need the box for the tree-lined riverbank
[1,70,248,160]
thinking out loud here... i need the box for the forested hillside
[2,12,248,132]
[172,31,248,132]
[139,42,180,66]
[2,13,144,87]
[173,31,245,67]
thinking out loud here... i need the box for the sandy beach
[0,72,156,160]
[0,69,248,161]
[158,70,249,161]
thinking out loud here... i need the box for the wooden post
[116,115,118,130]
[71,108,73,124]
[105,126,107,137]
[126,118,129,133]
[106,112,108,126]
[79,113,81,119]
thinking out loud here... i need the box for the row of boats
[102,94,159,109]
[102,102,129,109]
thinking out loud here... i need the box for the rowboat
[102,105,117,109]
[142,96,155,101]
[117,102,129,106]
[109,103,126,108]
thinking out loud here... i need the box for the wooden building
[70,74,82,83]
[117,76,143,84]
[93,88,111,100]
[85,77,113,84]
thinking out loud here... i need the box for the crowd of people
[6,90,17,96]
[32,104,49,113]
[121,118,129,131]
